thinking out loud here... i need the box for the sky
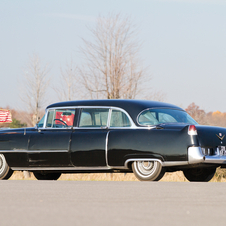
[0,0,226,112]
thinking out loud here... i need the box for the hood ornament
[216,133,225,141]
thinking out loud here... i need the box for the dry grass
[8,168,226,182]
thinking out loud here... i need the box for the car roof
[47,99,183,125]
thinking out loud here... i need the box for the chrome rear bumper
[188,147,226,165]
[203,146,226,164]
[204,155,226,164]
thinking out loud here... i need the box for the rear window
[138,108,198,126]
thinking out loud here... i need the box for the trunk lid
[196,125,226,147]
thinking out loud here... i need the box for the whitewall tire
[132,160,165,181]
[0,154,13,180]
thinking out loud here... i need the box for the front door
[28,108,76,167]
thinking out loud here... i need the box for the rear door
[70,108,109,167]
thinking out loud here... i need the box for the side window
[139,111,159,125]
[79,108,109,127]
[79,112,92,127]
[158,113,177,123]
[37,115,45,127]
[46,110,54,127]
[110,110,131,127]
[46,109,76,128]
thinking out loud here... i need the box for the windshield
[138,108,198,126]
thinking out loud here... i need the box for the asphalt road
[0,181,226,226]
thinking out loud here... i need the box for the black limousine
[0,99,226,182]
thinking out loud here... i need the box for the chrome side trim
[37,127,73,130]
[12,162,193,171]
[162,161,189,166]
[71,126,156,130]
[28,150,68,153]
[188,147,205,164]
[38,126,156,131]
[0,150,68,153]
[204,155,226,164]
[11,167,111,171]
[105,131,111,168]
[124,158,189,168]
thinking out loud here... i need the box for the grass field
[9,168,226,182]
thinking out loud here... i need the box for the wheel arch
[124,158,163,169]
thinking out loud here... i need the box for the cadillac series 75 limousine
[1,99,226,182]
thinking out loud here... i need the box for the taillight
[188,125,197,135]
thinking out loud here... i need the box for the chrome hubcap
[0,154,6,175]
[137,161,157,176]
[0,157,2,168]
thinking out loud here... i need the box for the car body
[0,99,226,181]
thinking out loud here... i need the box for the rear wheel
[132,160,165,181]
[33,172,61,180]
[183,167,216,182]
[0,154,13,180]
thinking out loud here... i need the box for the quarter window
[138,109,198,126]
[110,110,131,127]
[46,109,76,128]
[37,115,45,127]
[79,108,109,127]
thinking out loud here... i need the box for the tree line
[185,102,226,127]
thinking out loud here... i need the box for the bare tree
[55,59,79,101]
[79,13,146,99]
[21,54,50,126]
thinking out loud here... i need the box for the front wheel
[0,154,13,180]
[132,160,165,181]
[183,167,216,182]
[33,172,61,180]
